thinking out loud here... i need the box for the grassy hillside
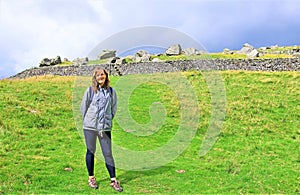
[0,71,299,194]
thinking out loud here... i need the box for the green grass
[57,61,73,66]
[0,71,299,194]
[257,53,292,59]
[88,59,110,65]
[257,45,300,52]
[151,53,247,60]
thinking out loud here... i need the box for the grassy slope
[0,71,299,194]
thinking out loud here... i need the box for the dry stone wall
[10,58,300,79]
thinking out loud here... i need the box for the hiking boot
[88,177,98,189]
[110,180,123,192]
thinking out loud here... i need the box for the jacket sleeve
[80,87,91,120]
[111,88,117,119]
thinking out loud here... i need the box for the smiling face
[96,69,107,87]
[92,67,110,91]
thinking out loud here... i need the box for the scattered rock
[223,48,231,54]
[98,49,116,60]
[292,53,300,58]
[236,43,254,54]
[39,56,61,67]
[30,110,38,114]
[116,58,126,65]
[166,44,182,56]
[176,170,186,173]
[73,57,88,66]
[134,50,151,62]
[151,58,164,62]
[183,47,201,56]
[247,49,260,58]
[64,167,73,171]
[125,129,136,133]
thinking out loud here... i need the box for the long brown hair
[92,67,110,92]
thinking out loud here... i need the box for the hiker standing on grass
[80,67,122,192]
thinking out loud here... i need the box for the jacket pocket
[84,112,97,129]
[104,114,112,130]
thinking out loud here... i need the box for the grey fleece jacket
[80,86,117,131]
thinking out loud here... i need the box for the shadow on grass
[124,165,175,184]
[98,165,176,185]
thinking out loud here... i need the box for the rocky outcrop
[165,44,182,56]
[10,58,300,79]
[98,49,116,60]
[183,47,202,56]
[39,56,62,67]
[134,50,151,62]
[72,57,89,66]
[236,43,255,54]
[235,43,264,58]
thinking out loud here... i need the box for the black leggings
[84,130,115,178]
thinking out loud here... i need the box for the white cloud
[1,0,300,78]
[0,0,112,77]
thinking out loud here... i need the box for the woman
[80,67,122,192]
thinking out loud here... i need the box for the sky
[1,0,300,79]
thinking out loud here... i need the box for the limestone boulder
[165,44,182,56]
[98,49,116,60]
